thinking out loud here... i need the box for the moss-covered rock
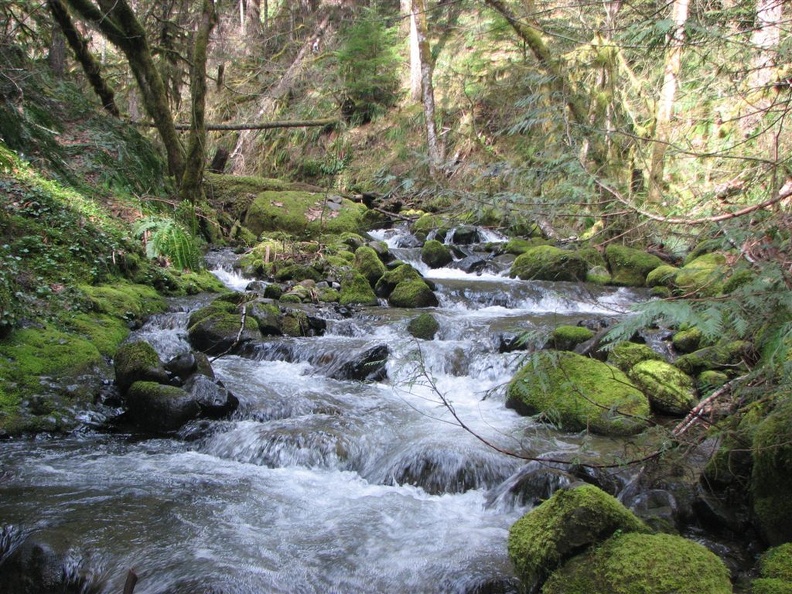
[604,244,664,287]
[547,325,594,351]
[273,262,323,283]
[281,310,310,337]
[187,300,260,355]
[509,246,588,282]
[506,351,650,435]
[242,189,366,238]
[541,532,732,594]
[126,380,201,433]
[698,370,730,393]
[407,313,440,340]
[0,325,110,434]
[673,327,703,353]
[247,301,282,336]
[374,263,427,298]
[388,280,439,308]
[629,359,698,415]
[502,237,548,255]
[606,342,663,373]
[646,264,679,288]
[675,252,728,296]
[586,265,611,285]
[674,340,752,376]
[759,543,792,581]
[354,245,387,286]
[752,394,792,545]
[421,239,453,269]
[114,340,170,395]
[508,484,648,590]
[340,272,379,306]
[80,282,166,321]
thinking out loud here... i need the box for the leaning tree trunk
[180,0,217,202]
[411,0,445,177]
[65,0,185,179]
[647,0,690,204]
[47,0,120,117]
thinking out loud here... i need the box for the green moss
[281,311,310,337]
[629,359,698,415]
[407,313,439,340]
[375,263,425,297]
[66,313,130,356]
[508,484,648,589]
[279,293,303,304]
[244,190,366,238]
[506,351,650,435]
[510,246,588,282]
[646,264,679,288]
[752,394,792,545]
[340,272,379,306]
[388,280,439,308]
[673,327,703,353]
[752,578,792,594]
[541,532,731,594]
[604,244,664,287]
[698,370,729,393]
[421,239,453,269]
[80,282,166,320]
[175,270,229,294]
[674,340,752,375]
[606,342,662,373]
[585,265,611,285]
[759,544,792,581]
[354,245,387,286]
[412,213,450,234]
[675,253,727,296]
[0,326,105,432]
[547,325,594,351]
[576,247,607,269]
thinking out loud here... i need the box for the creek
[0,228,656,593]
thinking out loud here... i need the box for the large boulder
[340,272,379,306]
[388,280,439,308]
[126,381,202,432]
[407,313,440,340]
[508,484,648,591]
[674,340,752,376]
[506,351,650,436]
[374,264,432,298]
[546,325,594,351]
[421,239,453,269]
[329,344,389,382]
[629,359,698,415]
[541,532,732,594]
[114,340,170,393]
[604,244,664,287]
[0,532,90,594]
[183,374,239,419]
[675,252,727,296]
[509,246,588,282]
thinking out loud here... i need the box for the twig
[672,378,741,438]
[132,118,337,131]
[123,570,138,594]
[210,305,248,362]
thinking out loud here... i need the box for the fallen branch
[672,378,741,438]
[132,118,337,131]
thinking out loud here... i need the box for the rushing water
[0,229,649,594]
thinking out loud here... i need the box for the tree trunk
[65,0,185,178]
[180,0,217,203]
[750,0,782,91]
[647,0,690,204]
[48,24,66,78]
[229,15,332,174]
[47,0,120,117]
[411,0,445,177]
[401,0,421,101]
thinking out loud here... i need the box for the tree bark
[48,24,66,78]
[411,0,445,177]
[47,0,120,117]
[65,0,185,178]
[180,0,217,202]
[401,0,421,101]
[647,0,690,203]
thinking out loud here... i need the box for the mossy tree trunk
[180,0,217,203]
[64,0,185,179]
[47,0,120,117]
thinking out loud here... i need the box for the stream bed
[0,231,655,593]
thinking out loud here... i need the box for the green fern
[134,217,202,271]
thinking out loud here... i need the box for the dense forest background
[1,0,792,590]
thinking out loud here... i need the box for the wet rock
[546,325,593,351]
[353,245,387,286]
[126,381,201,432]
[407,313,439,340]
[247,301,282,336]
[0,533,90,594]
[498,333,528,353]
[388,280,439,308]
[421,239,453,269]
[450,225,481,245]
[114,340,170,393]
[509,246,588,282]
[164,351,215,382]
[244,280,269,293]
[450,255,488,274]
[183,375,239,419]
[330,344,389,381]
[604,244,665,287]
[629,360,698,416]
[187,300,260,356]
